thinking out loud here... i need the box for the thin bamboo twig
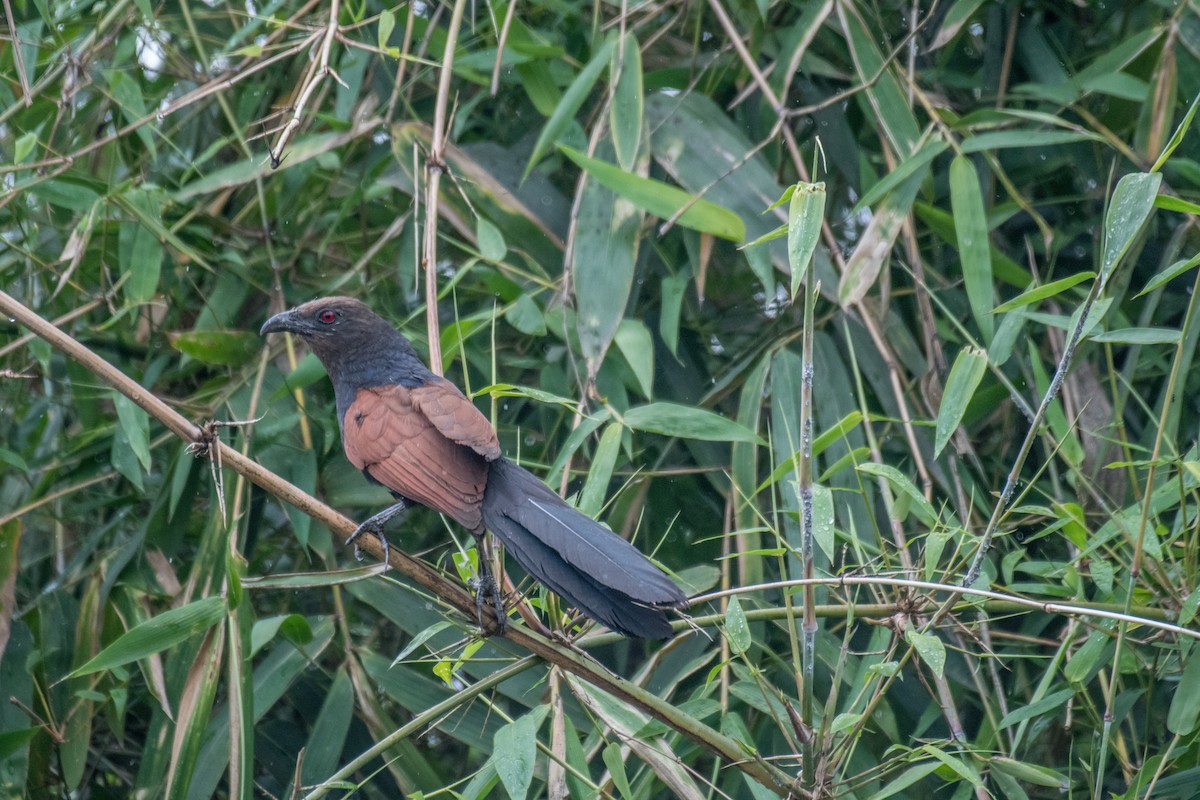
[694,577,1199,641]
[422,0,470,375]
[2,0,31,106]
[269,1,343,167]
[798,280,818,793]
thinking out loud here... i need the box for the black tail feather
[481,458,687,638]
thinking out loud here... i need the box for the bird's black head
[260,296,428,389]
[260,296,382,353]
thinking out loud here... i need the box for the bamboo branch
[421,0,469,375]
[269,1,343,167]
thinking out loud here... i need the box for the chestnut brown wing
[409,378,500,461]
[342,384,493,532]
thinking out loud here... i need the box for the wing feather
[342,386,491,532]
[410,379,501,460]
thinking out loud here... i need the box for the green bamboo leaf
[914,202,1031,287]
[997,689,1073,728]
[169,330,261,366]
[1064,629,1110,685]
[113,392,151,472]
[250,614,314,656]
[69,597,225,677]
[301,668,355,785]
[0,446,29,471]
[949,155,994,342]
[524,35,616,180]
[857,463,937,524]
[732,355,770,586]
[929,0,988,49]
[244,566,384,591]
[725,596,751,655]
[830,713,862,734]
[934,346,988,457]
[610,33,643,170]
[623,403,764,444]
[574,142,639,365]
[602,741,633,799]
[377,8,395,51]
[905,628,946,678]
[659,274,688,357]
[1180,586,1200,627]
[476,383,580,409]
[766,183,795,211]
[989,757,1068,789]
[812,484,835,562]
[851,138,947,214]
[504,295,546,336]
[1151,91,1200,172]
[867,762,940,800]
[578,423,622,518]
[921,743,983,787]
[391,621,455,665]
[960,129,1104,152]
[645,93,786,266]
[30,179,100,211]
[162,618,225,798]
[812,412,864,457]
[614,318,654,399]
[787,181,825,299]
[476,216,508,262]
[993,272,1095,313]
[106,69,155,158]
[1100,172,1162,288]
[1154,195,1200,215]
[838,1,920,153]
[740,222,787,250]
[547,412,611,487]
[924,530,950,582]
[493,712,539,800]
[1089,327,1180,345]
[559,145,745,241]
[186,621,336,799]
[14,131,37,163]
[176,129,371,201]
[118,187,165,306]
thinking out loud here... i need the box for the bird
[260,296,688,638]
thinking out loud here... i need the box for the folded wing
[342,384,494,531]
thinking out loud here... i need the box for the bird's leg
[346,500,409,565]
[471,534,506,635]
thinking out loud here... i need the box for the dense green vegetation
[3,0,1200,797]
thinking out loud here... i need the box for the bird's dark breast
[341,385,492,532]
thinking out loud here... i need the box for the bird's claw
[345,523,390,567]
[469,573,506,636]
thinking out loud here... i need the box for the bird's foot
[469,573,507,636]
[345,522,391,566]
[345,500,408,567]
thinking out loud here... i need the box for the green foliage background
[2,0,1200,798]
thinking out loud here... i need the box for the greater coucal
[260,296,687,638]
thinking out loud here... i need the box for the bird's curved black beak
[260,308,300,337]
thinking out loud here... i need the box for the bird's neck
[323,330,433,427]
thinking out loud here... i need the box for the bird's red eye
[318,310,337,324]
